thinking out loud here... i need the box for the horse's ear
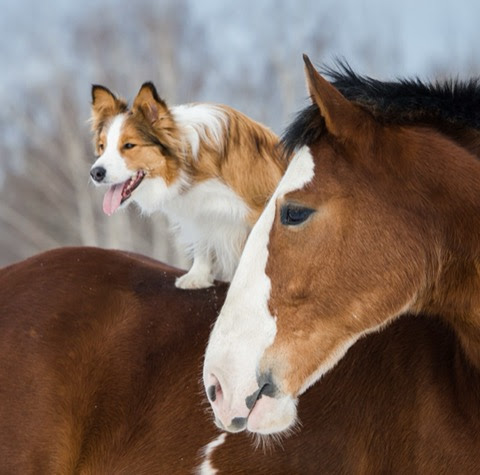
[303,54,365,138]
[91,85,126,128]
[132,82,169,123]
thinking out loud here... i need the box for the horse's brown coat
[1,247,480,473]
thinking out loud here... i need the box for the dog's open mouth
[103,170,146,216]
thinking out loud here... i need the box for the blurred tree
[0,1,192,267]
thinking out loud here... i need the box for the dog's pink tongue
[103,183,124,216]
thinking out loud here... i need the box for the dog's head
[90,83,184,215]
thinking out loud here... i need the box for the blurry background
[1,0,480,267]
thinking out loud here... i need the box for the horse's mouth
[103,170,146,216]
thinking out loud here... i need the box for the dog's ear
[91,85,126,129]
[132,82,169,123]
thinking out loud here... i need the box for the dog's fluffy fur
[89,82,285,289]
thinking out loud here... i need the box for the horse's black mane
[282,61,480,157]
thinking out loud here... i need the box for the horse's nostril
[245,382,271,410]
[207,374,223,403]
[230,417,247,431]
[259,382,275,398]
[90,166,106,182]
[207,385,217,402]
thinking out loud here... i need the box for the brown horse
[204,56,480,469]
[3,247,479,473]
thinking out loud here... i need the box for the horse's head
[203,56,480,434]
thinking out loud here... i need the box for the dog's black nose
[90,166,106,182]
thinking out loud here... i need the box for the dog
[89,82,285,289]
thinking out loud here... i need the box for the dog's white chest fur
[163,178,251,287]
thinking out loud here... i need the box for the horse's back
[0,247,225,473]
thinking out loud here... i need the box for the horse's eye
[280,204,315,226]
[123,143,136,150]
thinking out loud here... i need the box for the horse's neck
[440,276,480,369]
[453,316,480,372]
[431,222,480,370]
[423,142,480,370]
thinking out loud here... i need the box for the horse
[4,63,480,474]
[203,55,480,471]
[3,247,477,473]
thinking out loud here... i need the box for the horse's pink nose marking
[207,373,249,432]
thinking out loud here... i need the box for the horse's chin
[246,394,298,435]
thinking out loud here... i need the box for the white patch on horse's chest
[196,433,227,474]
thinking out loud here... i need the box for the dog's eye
[98,143,104,152]
[280,204,315,226]
[123,143,136,150]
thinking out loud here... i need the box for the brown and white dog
[89,83,285,289]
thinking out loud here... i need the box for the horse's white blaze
[91,114,132,184]
[204,146,315,432]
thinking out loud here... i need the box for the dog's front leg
[175,248,214,289]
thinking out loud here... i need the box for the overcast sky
[2,0,480,127]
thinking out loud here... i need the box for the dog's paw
[175,272,214,290]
